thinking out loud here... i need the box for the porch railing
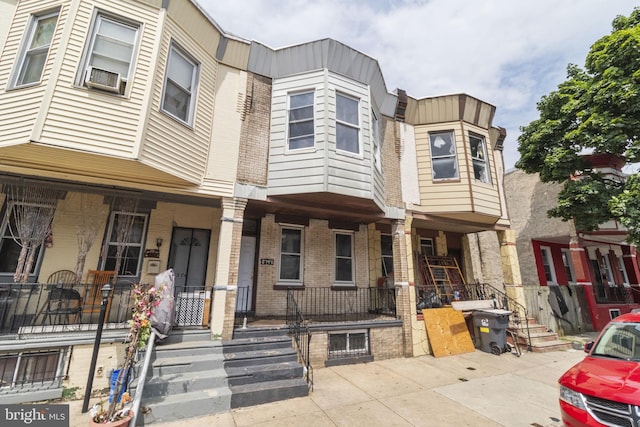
[284,287,397,322]
[285,290,313,390]
[594,284,634,304]
[0,282,134,336]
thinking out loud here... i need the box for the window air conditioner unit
[85,66,123,94]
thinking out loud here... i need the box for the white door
[237,236,256,312]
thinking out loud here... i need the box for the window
[12,11,59,87]
[430,131,458,180]
[469,133,490,183]
[0,350,63,389]
[335,232,354,283]
[102,211,148,277]
[288,91,314,150]
[372,110,381,172]
[381,234,393,277]
[0,201,55,279]
[279,227,302,282]
[161,43,199,125]
[601,255,614,285]
[336,93,360,154]
[561,249,575,284]
[82,13,140,94]
[617,256,629,285]
[540,246,557,284]
[328,330,369,359]
[420,238,435,256]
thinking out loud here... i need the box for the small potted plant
[89,281,165,425]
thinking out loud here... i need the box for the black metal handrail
[286,290,313,390]
[0,282,134,335]
[466,281,532,352]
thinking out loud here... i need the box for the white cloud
[198,0,635,168]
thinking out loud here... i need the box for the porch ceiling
[0,143,195,190]
[245,192,388,224]
[410,212,508,234]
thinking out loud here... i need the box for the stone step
[152,340,221,359]
[516,331,560,344]
[135,367,228,398]
[222,335,292,354]
[137,386,232,425]
[161,329,211,345]
[224,347,298,369]
[149,352,224,377]
[528,339,573,353]
[226,361,303,386]
[232,326,289,340]
[229,378,309,409]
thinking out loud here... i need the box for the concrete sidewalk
[69,347,587,427]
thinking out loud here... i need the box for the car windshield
[591,321,640,361]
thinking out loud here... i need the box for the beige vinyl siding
[141,14,218,184]
[218,37,250,70]
[204,64,247,198]
[416,122,501,219]
[268,70,327,194]
[0,1,18,52]
[0,0,68,147]
[38,0,160,157]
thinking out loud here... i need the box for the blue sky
[198,0,636,170]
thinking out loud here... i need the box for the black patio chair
[40,287,83,326]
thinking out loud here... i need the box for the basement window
[328,330,369,359]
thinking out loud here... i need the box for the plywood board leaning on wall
[422,307,475,357]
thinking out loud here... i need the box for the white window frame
[561,249,576,284]
[80,12,141,94]
[429,131,459,180]
[372,109,382,172]
[101,211,148,277]
[540,246,557,285]
[328,330,369,358]
[287,91,315,151]
[617,256,629,286]
[602,254,615,285]
[278,226,303,284]
[11,10,59,88]
[335,92,361,155]
[160,42,199,126]
[334,231,355,285]
[420,238,435,256]
[469,133,491,183]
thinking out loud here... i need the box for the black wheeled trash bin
[472,309,512,355]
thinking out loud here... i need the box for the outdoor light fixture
[156,238,163,249]
[82,283,112,413]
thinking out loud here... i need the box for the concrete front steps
[509,318,572,353]
[223,326,310,408]
[132,329,231,425]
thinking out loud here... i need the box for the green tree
[516,8,640,242]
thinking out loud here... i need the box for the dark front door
[168,227,210,326]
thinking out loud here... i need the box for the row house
[0,0,520,404]
[506,154,640,335]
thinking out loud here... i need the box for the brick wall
[255,217,371,316]
[237,73,272,186]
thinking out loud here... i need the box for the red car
[558,311,640,426]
